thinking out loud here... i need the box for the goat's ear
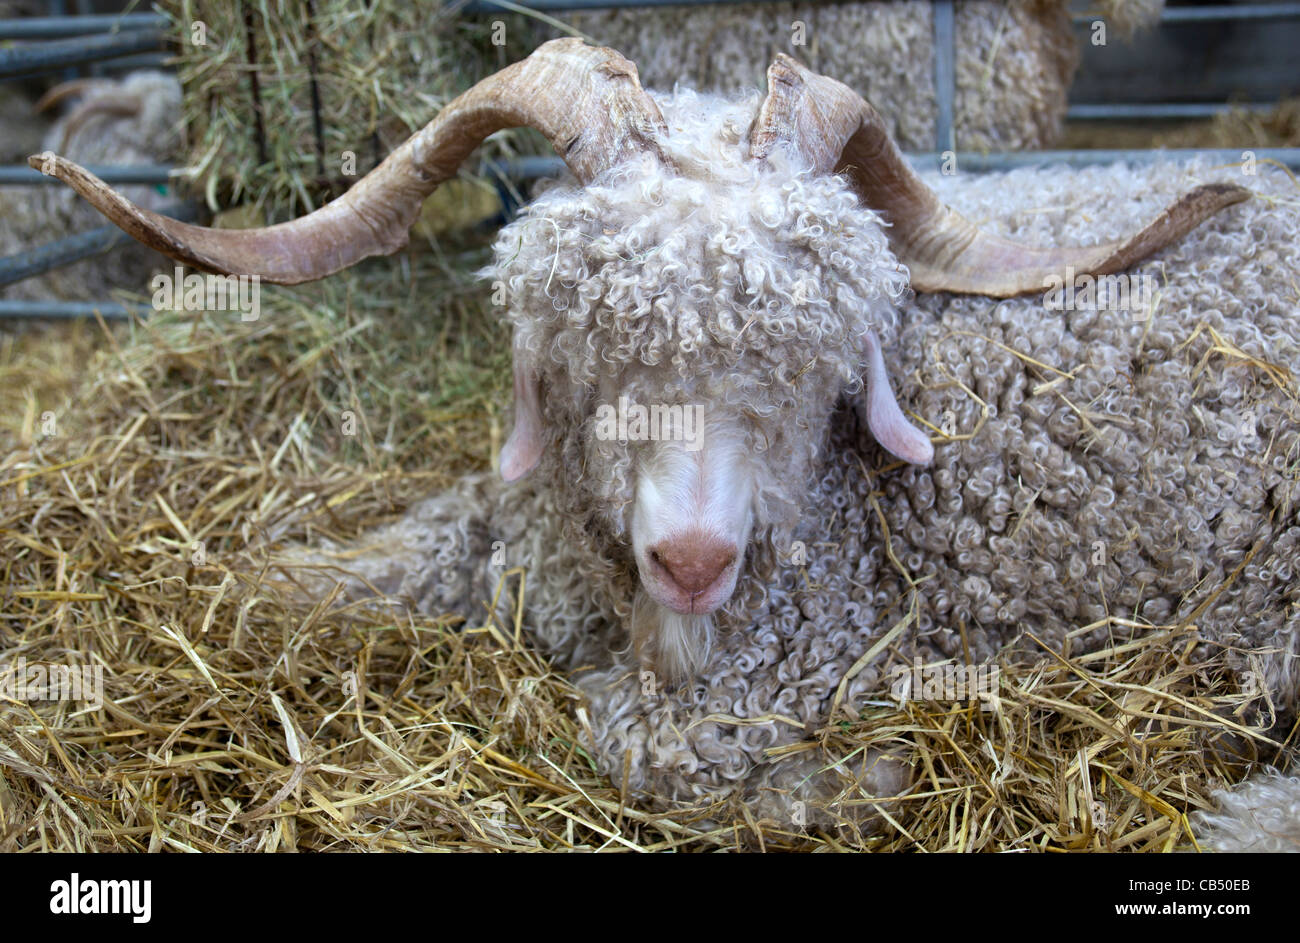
[500,360,545,482]
[860,331,934,466]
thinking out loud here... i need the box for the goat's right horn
[28,39,671,285]
[750,54,1250,298]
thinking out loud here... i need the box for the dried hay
[162,0,550,218]
[1065,99,1300,151]
[0,252,1291,852]
[1155,99,1300,150]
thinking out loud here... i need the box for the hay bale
[161,0,536,218]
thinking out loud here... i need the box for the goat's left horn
[29,39,671,285]
[749,54,1250,298]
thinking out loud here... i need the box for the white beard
[630,589,715,684]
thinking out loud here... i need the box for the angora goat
[32,40,1298,843]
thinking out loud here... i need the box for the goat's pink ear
[500,362,545,481]
[862,331,934,466]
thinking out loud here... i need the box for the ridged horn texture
[750,54,1251,298]
[26,39,671,285]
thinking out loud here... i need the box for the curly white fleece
[1194,770,1300,853]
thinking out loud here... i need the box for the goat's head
[484,96,915,640]
[34,39,1249,680]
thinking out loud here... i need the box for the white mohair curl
[1194,770,1300,853]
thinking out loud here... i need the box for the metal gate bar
[0,300,149,320]
[1068,103,1281,120]
[0,164,180,185]
[0,28,167,78]
[0,12,166,40]
[0,202,199,288]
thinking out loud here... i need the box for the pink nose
[649,532,737,596]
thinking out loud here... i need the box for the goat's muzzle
[644,530,739,615]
